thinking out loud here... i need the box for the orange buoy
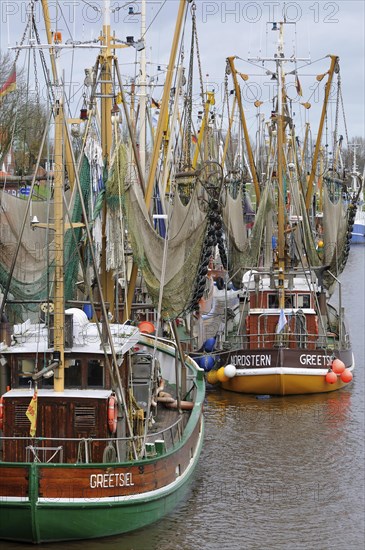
[138,321,155,334]
[53,31,62,43]
[325,370,337,384]
[331,358,345,375]
[217,367,229,383]
[107,396,118,433]
[340,369,353,383]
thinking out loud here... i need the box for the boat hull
[351,223,365,244]
[0,417,204,543]
[220,348,354,396]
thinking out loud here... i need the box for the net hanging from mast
[107,143,208,320]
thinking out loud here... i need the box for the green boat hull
[0,419,204,543]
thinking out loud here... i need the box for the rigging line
[63,195,119,391]
[56,0,74,40]
[141,0,167,40]
[31,13,55,104]
[116,144,129,324]
[80,0,101,13]
[62,117,138,458]
[339,85,349,149]
[68,42,75,102]
[142,210,171,451]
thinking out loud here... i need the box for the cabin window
[268,294,279,308]
[17,358,34,387]
[65,360,82,388]
[87,360,104,388]
[284,295,294,308]
[298,294,311,308]
[16,358,55,388]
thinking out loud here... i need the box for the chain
[192,2,205,106]
[31,2,40,108]
[333,72,340,154]
[182,5,196,168]
[13,17,31,66]
[339,86,349,148]
[220,73,228,136]
[32,10,55,103]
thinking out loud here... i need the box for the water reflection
[2,250,364,550]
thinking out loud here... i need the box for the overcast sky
[1,0,364,143]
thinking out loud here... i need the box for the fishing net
[108,143,208,320]
[223,184,274,288]
[0,155,91,320]
[0,191,53,319]
[322,181,349,290]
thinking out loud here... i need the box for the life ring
[0,396,4,431]
[107,396,118,434]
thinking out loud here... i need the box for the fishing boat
[350,146,365,244]
[202,22,355,395]
[352,209,365,244]
[0,0,204,543]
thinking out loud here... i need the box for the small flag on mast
[151,97,160,109]
[295,74,303,97]
[276,309,288,334]
[0,68,16,99]
[26,390,38,437]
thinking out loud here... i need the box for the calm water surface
[3,248,365,550]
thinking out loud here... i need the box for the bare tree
[0,51,48,175]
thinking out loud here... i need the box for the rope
[102,442,117,463]
[141,1,167,40]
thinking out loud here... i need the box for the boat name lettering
[89,473,135,489]
[299,354,332,366]
[230,354,271,367]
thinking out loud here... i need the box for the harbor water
[2,247,364,550]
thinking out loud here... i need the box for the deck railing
[0,414,186,464]
[225,329,350,351]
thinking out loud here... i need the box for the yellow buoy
[217,367,229,383]
[206,370,219,385]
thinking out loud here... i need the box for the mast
[276,23,286,308]
[36,0,65,391]
[305,55,339,210]
[139,0,147,180]
[41,0,76,190]
[192,91,215,169]
[53,94,65,392]
[100,0,115,316]
[227,56,261,205]
[124,0,190,321]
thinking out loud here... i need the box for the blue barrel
[83,303,93,319]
